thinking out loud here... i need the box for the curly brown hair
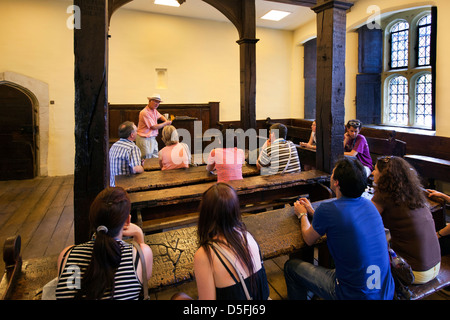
[375,156,426,209]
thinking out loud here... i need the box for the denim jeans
[284,258,338,300]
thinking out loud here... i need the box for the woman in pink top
[158,125,191,170]
[206,130,245,183]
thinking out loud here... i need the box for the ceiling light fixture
[261,10,291,21]
[154,0,181,7]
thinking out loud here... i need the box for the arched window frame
[381,8,435,129]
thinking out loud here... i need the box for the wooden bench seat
[408,255,450,300]
[404,154,450,187]
[129,170,331,232]
[366,135,406,165]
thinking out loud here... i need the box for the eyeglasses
[347,120,361,127]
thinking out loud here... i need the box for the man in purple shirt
[343,119,373,176]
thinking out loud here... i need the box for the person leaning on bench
[257,123,301,175]
[343,119,373,177]
[284,157,395,300]
[371,156,441,284]
[206,129,245,183]
[55,187,153,300]
[109,121,144,187]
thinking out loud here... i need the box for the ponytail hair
[76,187,131,299]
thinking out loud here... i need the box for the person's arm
[130,148,144,174]
[194,247,216,300]
[301,132,316,149]
[294,198,321,246]
[123,223,153,280]
[427,189,450,202]
[206,149,215,172]
[149,114,172,130]
[437,224,450,238]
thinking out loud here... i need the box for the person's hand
[294,201,307,219]
[427,189,444,198]
[122,223,145,243]
[297,198,314,215]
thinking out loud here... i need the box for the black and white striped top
[258,139,301,175]
[55,240,142,300]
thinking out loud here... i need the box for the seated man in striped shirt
[109,121,144,186]
[257,123,301,175]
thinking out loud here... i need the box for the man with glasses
[343,119,373,176]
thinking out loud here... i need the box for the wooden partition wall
[108,102,220,151]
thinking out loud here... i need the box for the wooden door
[0,84,36,180]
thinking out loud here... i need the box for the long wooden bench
[365,134,406,165]
[404,154,450,188]
[130,170,331,232]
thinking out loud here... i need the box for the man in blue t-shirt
[284,157,394,300]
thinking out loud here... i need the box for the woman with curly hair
[193,183,270,300]
[371,156,441,284]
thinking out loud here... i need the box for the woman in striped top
[55,187,153,300]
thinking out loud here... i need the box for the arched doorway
[0,84,36,180]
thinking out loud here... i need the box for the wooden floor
[1,175,448,300]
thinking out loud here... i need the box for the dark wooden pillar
[237,38,258,131]
[312,0,353,173]
[73,0,109,244]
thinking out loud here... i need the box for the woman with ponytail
[55,187,153,299]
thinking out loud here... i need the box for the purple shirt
[345,134,373,170]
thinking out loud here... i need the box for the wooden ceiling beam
[263,0,317,7]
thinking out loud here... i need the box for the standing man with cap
[136,93,172,159]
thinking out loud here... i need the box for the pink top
[137,107,161,138]
[158,143,190,170]
[207,148,245,183]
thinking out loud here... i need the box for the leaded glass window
[415,74,432,127]
[390,21,409,69]
[388,76,409,125]
[417,15,432,66]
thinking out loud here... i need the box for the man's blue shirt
[313,197,395,300]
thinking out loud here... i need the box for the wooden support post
[73,0,109,244]
[312,0,354,173]
[237,38,258,130]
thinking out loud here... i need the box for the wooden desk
[143,154,206,171]
[144,205,315,289]
[117,163,260,192]
[130,170,330,225]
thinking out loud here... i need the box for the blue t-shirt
[312,197,394,300]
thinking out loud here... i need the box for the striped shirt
[258,139,301,175]
[55,240,142,300]
[109,138,142,186]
